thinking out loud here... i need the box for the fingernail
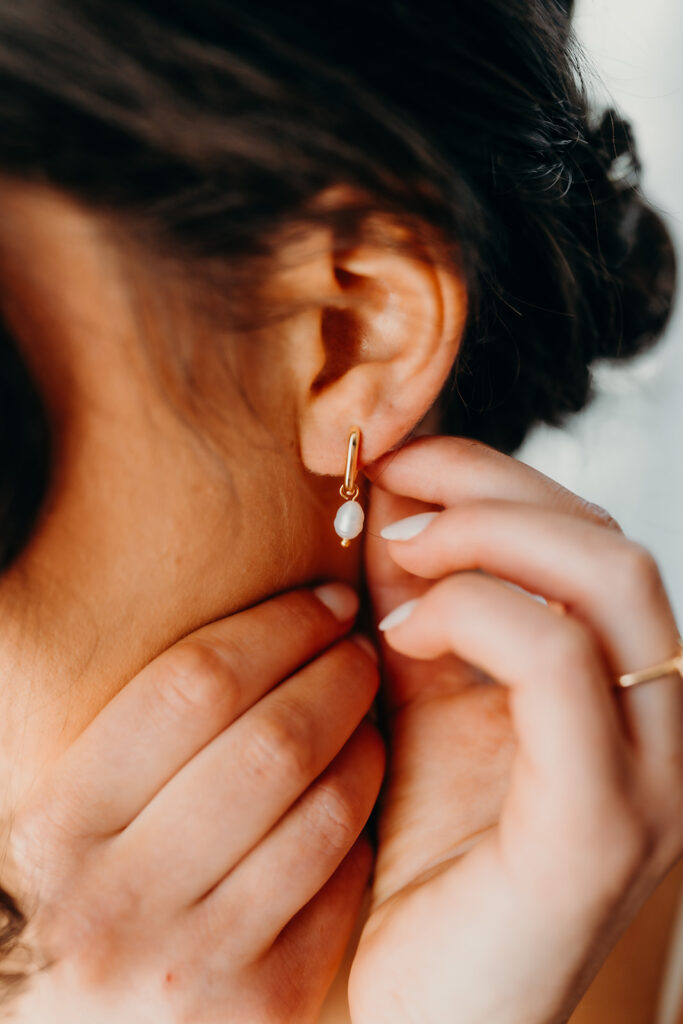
[380,512,439,541]
[378,598,419,632]
[313,582,359,621]
[349,633,379,662]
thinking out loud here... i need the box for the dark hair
[0,0,677,1000]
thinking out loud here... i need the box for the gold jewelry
[333,426,364,548]
[615,636,683,689]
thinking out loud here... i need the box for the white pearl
[334,500,364,540]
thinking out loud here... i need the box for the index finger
[35,583,359,838]
[365,435,622,532]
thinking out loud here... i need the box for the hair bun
[576,108,676,362]
[440,102,677,455]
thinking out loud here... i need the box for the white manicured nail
[313,583,359,621]
[380,512,439,541]
[378,598,419,632]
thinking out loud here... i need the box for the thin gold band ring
[616,636,683,689]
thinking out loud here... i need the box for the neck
[0,469,362,811]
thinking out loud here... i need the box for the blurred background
[515,1,683,1018]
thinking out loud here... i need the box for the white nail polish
[380,512,439,541]
[378,598,419,632]
[313,583,359,621]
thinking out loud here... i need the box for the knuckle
[306,781,359,856]
[448,501,511,549]
[154,640,239,720]
[407,436,500,482]
[547,477,582,510]
[443,570,486,612]
[446,436,500,462]
[542,619,601,685]
[543,479,620,532]
[317,639,379,709]
[338,640,380,694]
[242,708,314,783]
[449,501,486,534]
[582,500,623,533]
[612,541,664,604]
[268,588,334,640]
[11,788,83,865]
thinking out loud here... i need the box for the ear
[293,214,468,480]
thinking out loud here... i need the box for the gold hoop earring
[334,426,364,548]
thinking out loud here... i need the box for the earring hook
[334,426,364,547]
[339,425,360,501]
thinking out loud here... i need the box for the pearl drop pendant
[334,499,365,548]
[336,426,364,547]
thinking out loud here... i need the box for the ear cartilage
[334,426,364,547]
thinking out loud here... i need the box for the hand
[7,583,384,1024]
[349,436,683,1024]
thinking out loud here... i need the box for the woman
[0,1,680,1021]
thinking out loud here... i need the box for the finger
[193,720,384,955]
[266,836,373,1023]
[381,499,682,755]
[379,571,628,818]
[112,636,380,907]
[366,434,623,532]
[365,484,441,603]
[363,484,450,714]
[39,584,359,838]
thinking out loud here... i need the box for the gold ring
[615,636,683,689]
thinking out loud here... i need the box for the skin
[6,584,384,1023]
[0,178,681,1022]
[350,437,683,1023]
[0,178,464,805]
[0,176,464,1022]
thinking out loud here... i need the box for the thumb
[361,483,439,715]
[363,483,436,619]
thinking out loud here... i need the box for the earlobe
[297,217,468,479]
